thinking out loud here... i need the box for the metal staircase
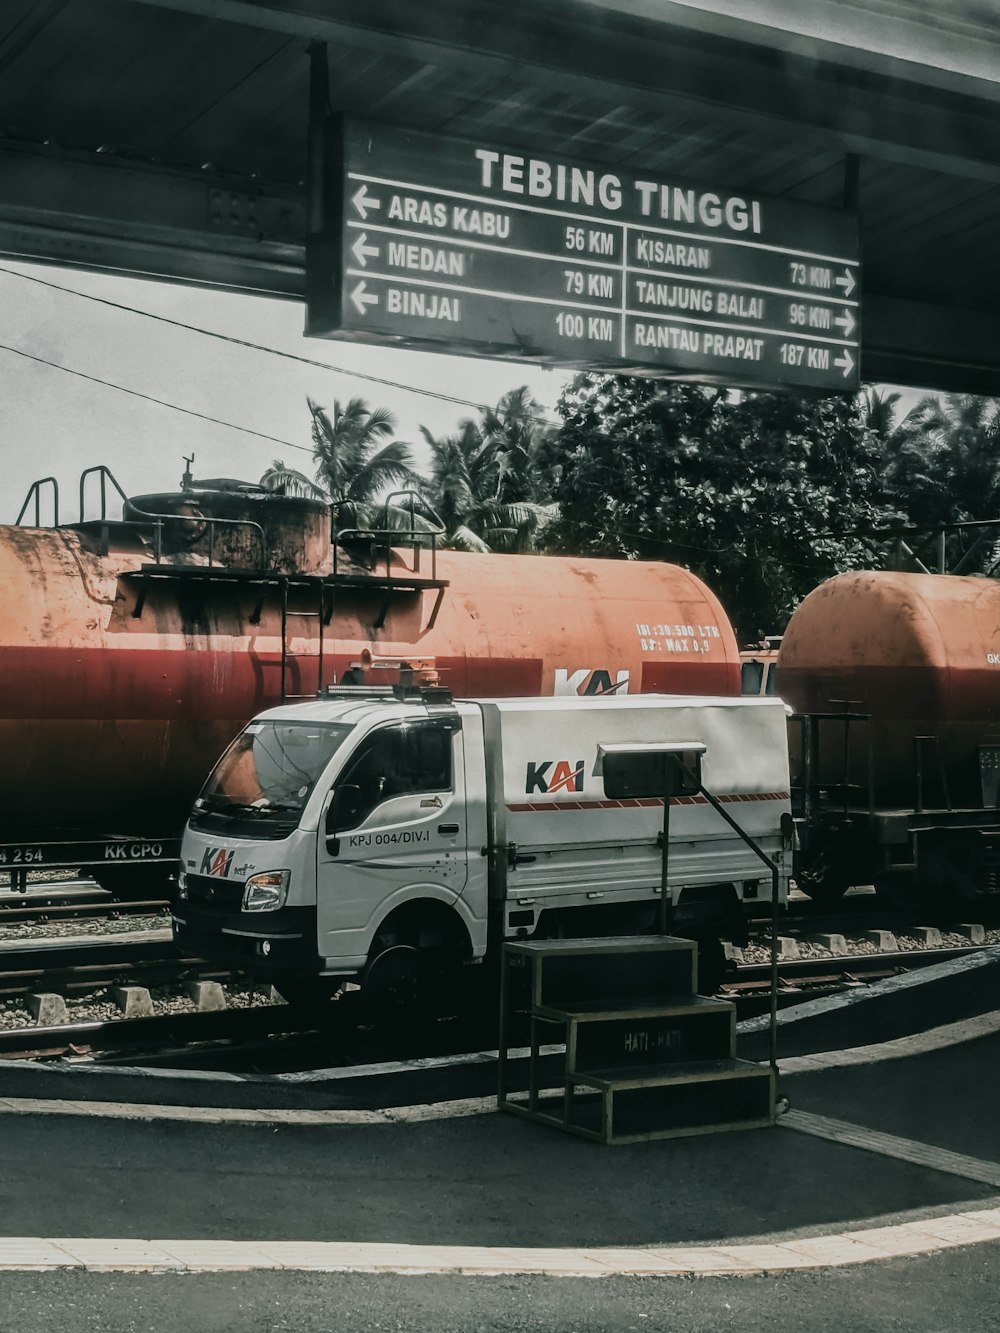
[498,936,774,1145]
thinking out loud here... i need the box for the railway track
[0,954,229,1002]
[0,898,168,926]
[0,998,319,1061]
[0,927,175,979]
[0,937,996,1070]
[0,869,174,912]
[0,882,995,1068]
[0,882,112,910]
[732,940,989,984]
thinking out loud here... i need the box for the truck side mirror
[327,783,364,834]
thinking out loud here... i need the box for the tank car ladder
[279,578,333,703]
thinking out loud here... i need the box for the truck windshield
[191,721,352,836]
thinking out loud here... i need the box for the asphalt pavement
[2,1248,999,1333]
[0,952,997,1330]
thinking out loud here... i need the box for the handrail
[877,517,1000,576]
[79,466,130,523]
[15,476,59,527]
[333,525,442,583]
[678,761,784,1081]
[333,491,446,583]
[124,497,267,568]
[379,490,446,534]
[379,490,446,579]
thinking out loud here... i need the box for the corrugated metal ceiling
[0,0,997,381]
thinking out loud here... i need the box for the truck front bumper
[172,904,322,976]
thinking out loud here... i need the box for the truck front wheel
[362,942,448,1023]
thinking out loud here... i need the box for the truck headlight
[242,870,290,913]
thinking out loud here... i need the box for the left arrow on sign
[351,232,380,267]
[352,184,382,219]
[350,281,379,316]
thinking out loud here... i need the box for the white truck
[173,690,791,1003]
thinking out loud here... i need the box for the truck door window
[335,723,452,829]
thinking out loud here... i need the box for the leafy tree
[546,374,899,640]
[261,396,430,533]
[420,387,558,552]
[882,392,1000,526]
[478,385,557,507]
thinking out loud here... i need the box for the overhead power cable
[0,265,507,416]
[0,342,310,453]
[0,341,874,574]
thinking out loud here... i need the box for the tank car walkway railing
[881,518,1000,577]
[14,466,451,702]
[15,476,59,527]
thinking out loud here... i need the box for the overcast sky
[0,258,573,525]
[0,257,923,527]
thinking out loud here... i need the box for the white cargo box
[478,694,790,909]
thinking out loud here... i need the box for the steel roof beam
[0,141,995,394]
[575,1,1000,98]
[119,0,1000,182]
[0,141,305,298]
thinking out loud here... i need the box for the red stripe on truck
[507,792,790,812]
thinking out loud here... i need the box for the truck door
[316,718,468,964]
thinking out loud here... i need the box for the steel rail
[728,942,986,985]
[0,932,176,974]
[0,900,168,926]
[0,1001,322,1058]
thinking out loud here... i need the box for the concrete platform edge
[2,1210,999,1277]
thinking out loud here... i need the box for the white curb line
[2,1209,1000,1276]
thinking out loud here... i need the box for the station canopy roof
[1,0,998,392]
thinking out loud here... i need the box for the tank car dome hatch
[125,481,333,575]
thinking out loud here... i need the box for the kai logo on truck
[200,846,234,878]
[553,668,630,696]
[525,759,585,795]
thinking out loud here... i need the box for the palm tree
[261,396,432,535]
[420,388,558,552]
[479,385,557,506]
[878,391,1000,571]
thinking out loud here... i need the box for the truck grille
[184,873,246,911]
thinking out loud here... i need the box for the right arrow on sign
[834,349,855,377]
[835,268,856,297]
[834,309,856,337]
[350,280,379,316]
[352,184,382,219]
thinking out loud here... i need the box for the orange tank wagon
[0,474,739,890]
[779,570,1000,911]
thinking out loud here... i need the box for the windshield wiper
[198,800,299,818]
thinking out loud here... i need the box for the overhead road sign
[307,118,861,393]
